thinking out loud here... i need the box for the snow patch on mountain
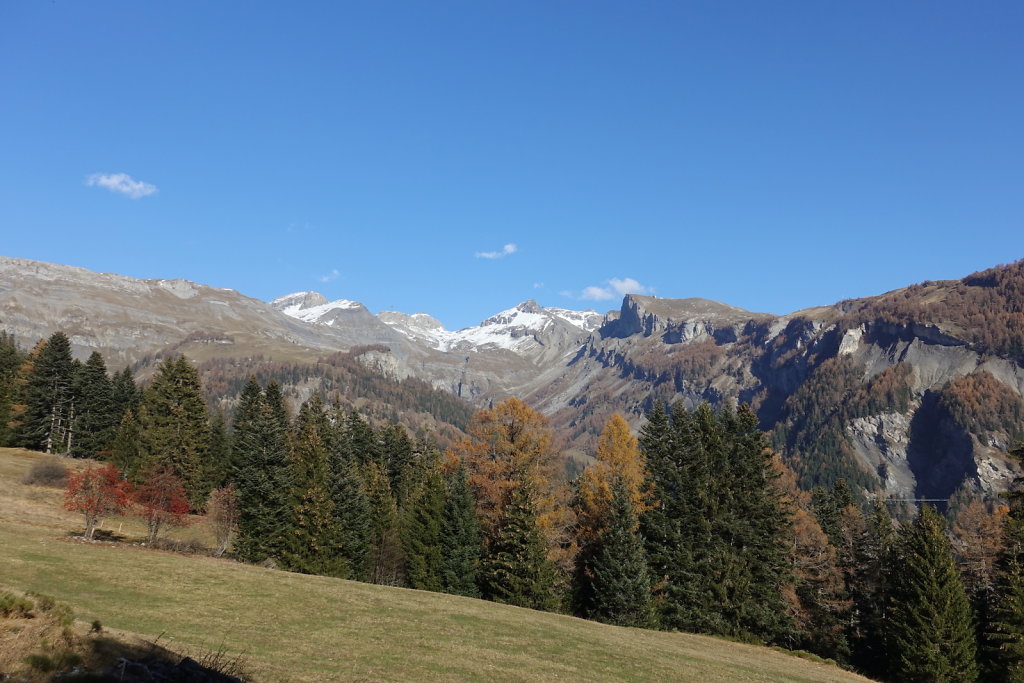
[378,300,601,353]
[271,291,363,323]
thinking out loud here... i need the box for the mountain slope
[2,254,1022,502]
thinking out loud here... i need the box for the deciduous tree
[63,463,130,540]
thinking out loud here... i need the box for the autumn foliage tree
[132,468,192,544]
[63,464,130,540]
[454,397,574,599]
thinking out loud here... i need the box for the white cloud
[570,277,654,301]
[608,277,653,296]
[85,172,158,199]
[475,243,518,259]
[581,285,616,301]
[533,282,544,289]
[318,269,340,283]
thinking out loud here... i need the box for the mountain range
[2,254,1022,503]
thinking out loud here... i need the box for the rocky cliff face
[3,255,1022,502]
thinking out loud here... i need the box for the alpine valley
[2,254,1022,503]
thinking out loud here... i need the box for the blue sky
[2,2,1022,330]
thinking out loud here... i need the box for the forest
[3,329,1024,681]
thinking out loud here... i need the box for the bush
[0,590,34,617]
[22,459,69,488]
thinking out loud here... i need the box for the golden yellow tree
[574,413,649,546]
[451,397,575,591]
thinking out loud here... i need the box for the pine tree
[885,504,978,682]
[441,460,481,597]
[283,394,346,577]
[17,332,75,454]
[479,474,556,611]
[71,351,117,459]
[328,443,371,582]
[138,356,210,506]
[581,475,654,627]
[232,377,293,565]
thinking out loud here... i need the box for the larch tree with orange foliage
[452,397,574,603]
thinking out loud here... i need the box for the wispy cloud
[533,282,544,289]
[318,269,340,283]
[85,172,158,199]
[568,277,654,301]
[475,243,518,259]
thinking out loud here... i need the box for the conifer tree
[402,451,446,591]
[232,377,293,565]
[71,351,117,459]
[990,443,1024,680]
[641,402,792,642]
[441,460,481,597]
[479,474,556,611]
[109,409,143,479]
[580,475,653,627]
[849,501,895,677]
[885,504,978,682]
[380,422,415,498]
[344,409,379,467]
[0,331,25,447]
[205,410,232,489]
[365,461,405,585]
[138,356,210,506]
[328,442,371,581]
[283,394,346,577]
[17,332,75,454]
[110,366,141,422]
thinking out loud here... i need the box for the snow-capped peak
[271,291,364,324]
[378,300,601,353]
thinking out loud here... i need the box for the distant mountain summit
[3,254,1023,505]
[273,293,603,355]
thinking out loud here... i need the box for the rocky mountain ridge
[2,254,1022,503]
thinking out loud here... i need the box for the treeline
[10,331,1024,679]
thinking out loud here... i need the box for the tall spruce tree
[109,409,143,479]
[365,461,405,585]
[401,451,446,591]
[232,377,294,564]
[110,367,141,422]
[580,474,654,627]
[0,331,24,447]
[328,438,371,582]
[885,504,978,682]
[205,410,232,489]
[479,474,556,611]
[441,460,481,597]
[849,501,895,677]
[17,332,75,454]
[990,443,1024,680]
[138,356,210,506]
[283,394,346,577]
[641,402,792,642]
[71,351,117,459]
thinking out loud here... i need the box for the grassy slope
[0,448,870,682]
